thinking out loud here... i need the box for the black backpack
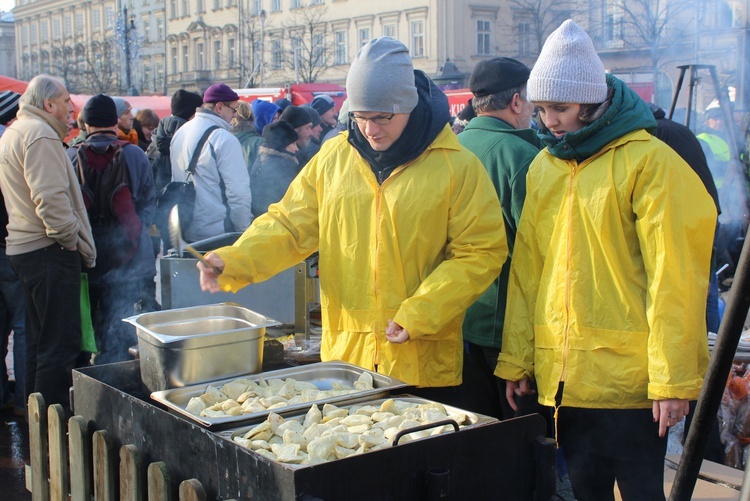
[154,125,219,240]
[75,139,140,274]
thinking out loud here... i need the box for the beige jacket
[0,103,96,267]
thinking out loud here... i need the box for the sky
[0,0,13,13]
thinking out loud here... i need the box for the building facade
[8,0,750,113]
[0,11,16,79]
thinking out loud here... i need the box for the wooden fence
[26,393,214,501]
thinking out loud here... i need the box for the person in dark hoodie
[196,37,507,405]
[147,89,202,249]
[148,90,203,195]
[251,99,281,135]
[249,120,299,216]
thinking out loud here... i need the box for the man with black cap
[197,37,507,407]
[297,105,323,167]
[310,95,337,139]
[458,57,542,420]
[279,105,314,152]
[67,93,156,365]
[171,83,253,242]
[249,120,300,216]
[0,75,95,413]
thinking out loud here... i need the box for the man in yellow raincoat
[197,38,507,401]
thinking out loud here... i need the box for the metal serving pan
[150,361,408,428]
[218,395,499,468]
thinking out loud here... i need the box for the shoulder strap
[187,125,220,177]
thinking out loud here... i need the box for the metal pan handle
[392,419,459,446]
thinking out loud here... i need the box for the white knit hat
[527,20,607,104]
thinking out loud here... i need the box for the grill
[72,360,555,500]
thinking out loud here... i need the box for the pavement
[0,406,29,501]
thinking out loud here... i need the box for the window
[182,44,189,71]
[171,46,178,74]
[383,24,395,38]
[170,0,178,19]
[93,9,101,30]
[358,28,370,47]
[106,6,115,29]
[313,33,324,63]
[518,22,532,55]
[196,42,205,70]
[291,0,301,8]
[271,0,280,11]
[214,0,221,9]
[197,0,205,13]
[30,24,37,44]
[604,1,624,47]
[214,41,221,69]
[312,0,324,4]
[334,30,346,65]
[253,0,261,15]
[74,13,82,31]
[271,39,282,69]
[228,38,236,66]
[476,20,491,55]
[410,20,424,57]
[41,21,48,42]
[21,25,28,45]
[53,18,60,39]
[155,17,164,40]
[156,62,164,84]
[64,16,71,37]
[182,0,189,17]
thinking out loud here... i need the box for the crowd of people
[0,18,744,500]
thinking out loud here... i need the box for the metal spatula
[168,205,185,257]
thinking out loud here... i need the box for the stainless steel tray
[150,361,408,428]
[218,395,499,468]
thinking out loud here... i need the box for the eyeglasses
[224,103,239,114]
[348,112,396,125]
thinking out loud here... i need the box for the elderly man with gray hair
[197,37,507,407]
[0,74,96,413]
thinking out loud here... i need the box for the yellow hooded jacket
[215,126,508,387]
[496,130,716,408]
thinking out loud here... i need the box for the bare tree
[283,2,331,83]
[605,0,693,92]
[237,1,266,88]
[508,0,577,57]
[46,40,85,93]
[80,40,120,95]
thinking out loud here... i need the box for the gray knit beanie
[527,20,607,104]
[346,37,418,114]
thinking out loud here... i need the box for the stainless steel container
[150,361,408,428]
[124,303,280,392]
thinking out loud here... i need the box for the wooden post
[178,479,206,501]
[93,430,116,501]
[28,393,50,501]
[47,404,68,501]
[147,462,172,501]
[68,416,91,501]
[119,444,142,501]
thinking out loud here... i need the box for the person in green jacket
[457,57,541,420]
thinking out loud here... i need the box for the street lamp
[260,9,266,86]
[119,7,139,95]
